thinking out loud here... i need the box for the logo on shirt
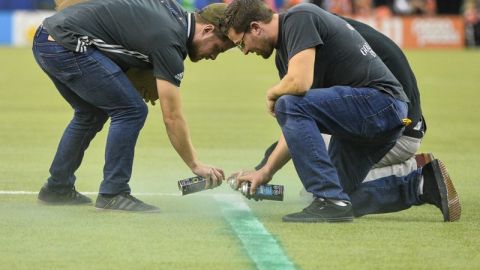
[76,36,92,53]
[174,72,184,81]
[360,42,377,58]
[75,36,150,63]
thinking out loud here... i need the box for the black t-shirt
[43,0,191,86]
[343,17,423,131]
[275,3,408,102]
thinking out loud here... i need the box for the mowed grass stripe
[1,191,295,268]
[1,191,296,269]
[2,48,480,269]
[215,194,297,270]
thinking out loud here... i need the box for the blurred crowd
[310,0,459,17]
[305,0,480,46]
[0,0,478,46]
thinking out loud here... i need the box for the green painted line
[214,195,296,270]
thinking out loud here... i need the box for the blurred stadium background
[1,0,479,48]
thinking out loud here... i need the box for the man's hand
[227,169,255,189]
[126,68,158,105]
[236,168,272,195]
[192,163,225,189]
[55,0,87,11]
[264,48,316,116]
[266,92,277,117]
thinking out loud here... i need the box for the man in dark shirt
[252,16,428,200]
[33,0,233,211]
[223,0,460,222]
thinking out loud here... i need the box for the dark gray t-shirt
[343,17,422,132]
[275,3,408,102]
[43,0,191,86]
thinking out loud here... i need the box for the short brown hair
[222,0,274,35]
[195,3,231,42]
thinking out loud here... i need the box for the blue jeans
[274,86,422,216]
[32,26,147,195]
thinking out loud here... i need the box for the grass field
[1,47,479,270]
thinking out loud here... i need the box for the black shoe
[282,198,353,223]
[38,185,92,205]
[95,193,160,213]
[420,159,461,222]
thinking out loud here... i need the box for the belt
[403,118,426,139]
[403,127,423,139]
[36,25,56,42]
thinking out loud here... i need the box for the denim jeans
[32,26,147,195]
[274,86,423,216]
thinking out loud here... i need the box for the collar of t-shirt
[187,13,195,47]
[275,13,284,50]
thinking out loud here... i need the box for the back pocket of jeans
[38,50,82,80]
[361,103,402,139]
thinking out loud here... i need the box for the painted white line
[0,191,40,195]
[214,194,296,270]
[0,191,189,196]
[0,190,242,197]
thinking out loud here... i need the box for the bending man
[34,0,233,211]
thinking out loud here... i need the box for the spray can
[227,174,239,190]
[239,182,284,201]
[178,176,220,195]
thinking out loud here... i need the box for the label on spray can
[178,176,220,195]
[240,182,284,201]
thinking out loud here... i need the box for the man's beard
[259,46,274,59]
[187,44,201,62]
[257,37,274,59]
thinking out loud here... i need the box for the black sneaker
[282,198,353,223]
[95,193,160,213]
[420,159,461,222]
[38,185,92,205]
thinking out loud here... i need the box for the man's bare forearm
[262,134,291,176]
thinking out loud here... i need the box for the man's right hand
[192,163,225,189]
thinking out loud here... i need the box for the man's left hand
[266,90,277,117]
[236,168,272,195]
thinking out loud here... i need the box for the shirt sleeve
[283,12,324,60]
[150,46,185,87]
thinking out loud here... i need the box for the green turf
[1,47,479,269]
